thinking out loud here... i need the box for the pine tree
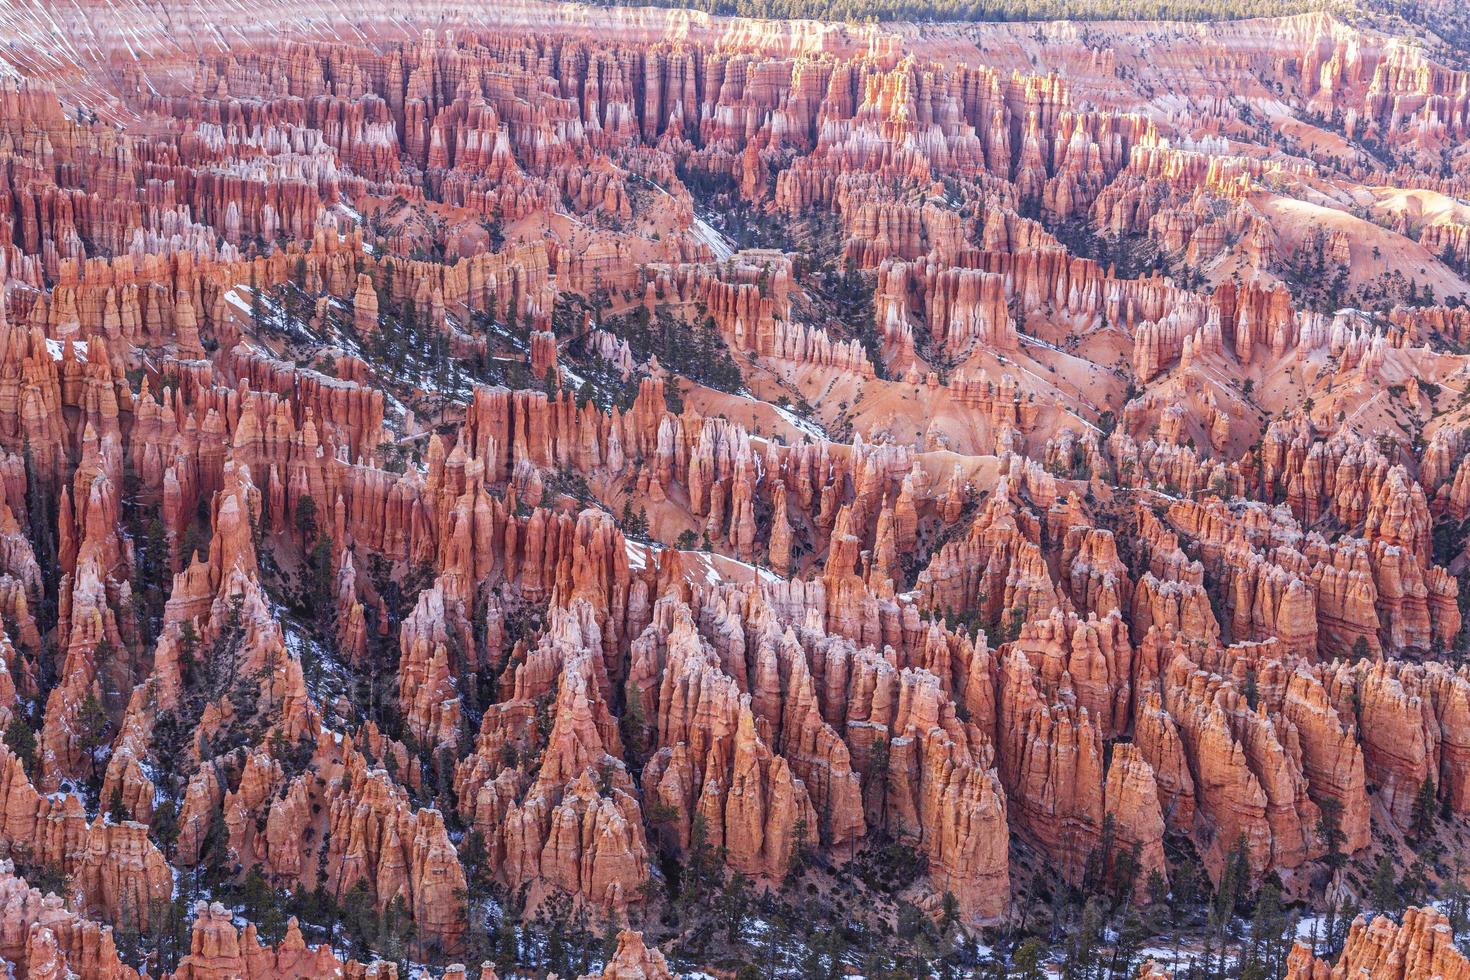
[1210,834,1252,938]
[940,890,960,937]
[249,267,265,332]
[107,784,128,824]
[1064,898,1104,979]
[77,689,111,791]
[152,797,180,860]
[295,494,320,544]
[1107,902,1148,979]
[1146,868,1169,908]
[1411,777,1438,843]
[1012,937,1046,980]
[3,715,36,775]
[242,865,285,944]
[200,803,230,887]
[864,734,891,825]
[718,872,750,943]
[1445,859,1469,939]
[380,894,415,965]
[1242,881,1283,979]
[460,829,489,898]
[664,377,684,414]
[619,679,649,764]
[1319,900,1336,957]
[1317,796,1347,868]
[340,880,377,960]
[497,914,519,965]
[682,815,722,910]
[1371,853,1398,914]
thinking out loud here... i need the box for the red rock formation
[1103,743,1167,900]
[0,859,139,980]
[72,822,172,932]
[1286,907,1470,980]
[582,930,674,980]
[170,901,389,979]
[0,1,1466,971]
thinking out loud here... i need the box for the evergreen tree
[249,267,265,331]
[682,815,723,910]
[242,866,285,944]
[619,680,649,765]
[77,689,111,791]
[152,797,180,860]
[1107,902,1148,979]
[717,872,750,943]
[1317,796,1347,869]
[1371,853,1398,914]
[295,494,320,545]
[3,715,36,775]
[379,894,415,965]
[496,914,519,965]
[340,880,377,960]
[1212,834,1251,935]
[1146,868,1169,908]
[460,829,489,898]
[107,784,128,824]
[619,501,649,540]
[1012,937,1046,980]
[1411,777,1439,843]
[1329,898,1359,954]
[1063,898,1104,979]
[1445,859,1469,939]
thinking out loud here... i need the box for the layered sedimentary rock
[0,0,1465,972]
[1286,907,1470,980]
[583,930,674,980]
[169,902,391,979]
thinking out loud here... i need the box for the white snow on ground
[687,550,784,587]
[1137,946,1207,971]
[223,285,250,310]
[1296,914,1328,941]
[692,215,735,261]
[768,399,827,440]
[278,605,352,707]
[1019,333,1065,354]
[624,539,781,586]
[626,171,736,261]
[44,339,89,362]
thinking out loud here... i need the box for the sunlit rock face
[0,0,1467,973]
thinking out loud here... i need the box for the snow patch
[45,339,89,362]
[768,400,827,440]
[692,215,735,261]
[624,540,651,571]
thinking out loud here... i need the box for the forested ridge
[576,0,1328,24]
[569,0,1470,34]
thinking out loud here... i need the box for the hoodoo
[0,0,1467,973]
